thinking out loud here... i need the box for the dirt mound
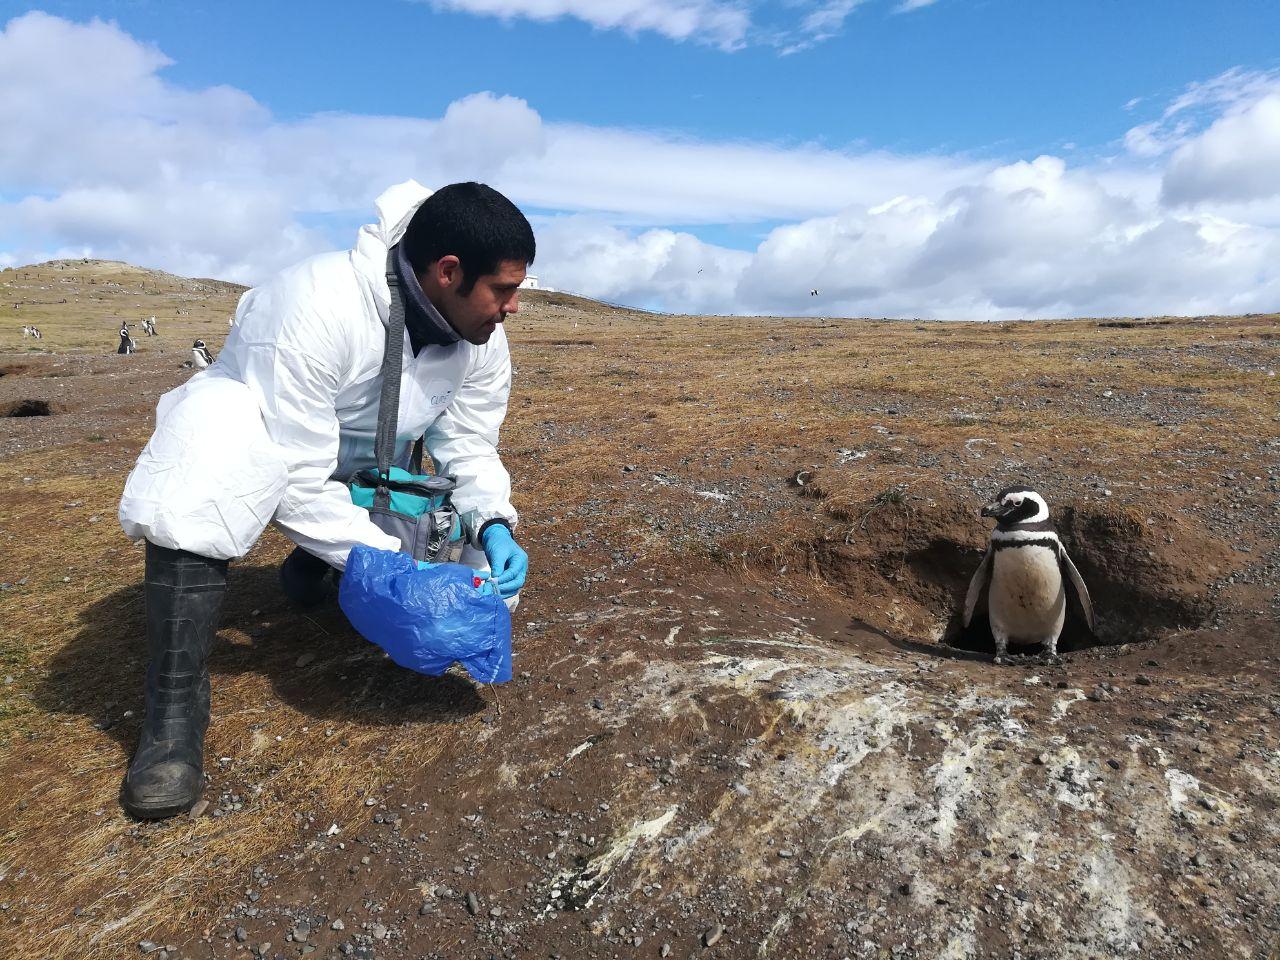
[803,489,1230,654]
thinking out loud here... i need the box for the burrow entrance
[804,493,1226,656]
[2,399,59,417]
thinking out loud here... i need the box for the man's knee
[119,376,287,560]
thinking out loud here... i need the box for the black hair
[401,182,535,295]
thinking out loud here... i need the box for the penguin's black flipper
[963,546,993,627]
[1060,547,1096,632]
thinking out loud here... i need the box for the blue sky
[13,0,1277,156]
[2,1,1280,318]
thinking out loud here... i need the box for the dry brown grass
[0,261,1277,956]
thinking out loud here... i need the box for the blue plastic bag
[339,545,512,684]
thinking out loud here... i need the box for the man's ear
[434,255,463,290]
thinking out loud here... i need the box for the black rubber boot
[120,542,227,820]
[279,546,336,608]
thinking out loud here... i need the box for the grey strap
[374,251,407,508]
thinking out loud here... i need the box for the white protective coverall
[118,180,517,571]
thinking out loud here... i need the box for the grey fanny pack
[347,253,461,563]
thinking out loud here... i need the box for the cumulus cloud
[734,156,1280,319]
[1117,67,1280,215]
[1161,92,1280,206]
[2,12,1278,320]
[535,216,751,313]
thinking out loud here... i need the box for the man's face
[422,257,526,345]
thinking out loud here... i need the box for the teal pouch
[349,467,461,564]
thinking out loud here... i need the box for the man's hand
[481,524,527,599]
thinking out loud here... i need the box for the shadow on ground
[37,563,486,762]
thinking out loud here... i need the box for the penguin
[117,325,134,355]
[963,486,1095,664]
[191,339,214,369]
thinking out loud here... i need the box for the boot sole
[120,785,203,821]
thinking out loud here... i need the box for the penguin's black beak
[981,501,1006,518]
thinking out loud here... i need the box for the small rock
[703,922,724,947]
[1229,831,1247,843]
[418,902,434,916]
[138,942,161,955]
[465,891,480,915]
[255,944,271,958]
[292,923,310,943]
[1106,759,1121,770]
[489,906,503,918]
[188,799,210,819]
[234,927,248,943]
[1134,675,1152,686]
[296,652,316,668]
[330,919,345,931]
[777,849,794,859]
[661,944,672,957]
[370,923,388,940]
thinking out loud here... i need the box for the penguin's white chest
[989,545,1066,642]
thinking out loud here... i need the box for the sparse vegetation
[0,260,1277,959]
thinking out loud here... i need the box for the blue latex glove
[481,524,527,599]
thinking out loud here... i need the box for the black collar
[392,242,461,354]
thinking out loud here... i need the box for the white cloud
[733,155,1280,319]
[535,216,751,312]
[799,1,866,39]
[2,12,1278,321]
[1122,67,1280,160]
[421,0,751,49]
[0,11,989,283]
[420,0,942,53]
[1161,93,1280,206]
[1117,68,1280,209]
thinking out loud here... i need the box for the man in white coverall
[116,181,532,819]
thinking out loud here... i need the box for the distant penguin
[963,486,1095,663]
[117,326,134,354]
[31,326,41,340]
[191,339,213,369]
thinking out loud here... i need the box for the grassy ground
[1,260,1277,958]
